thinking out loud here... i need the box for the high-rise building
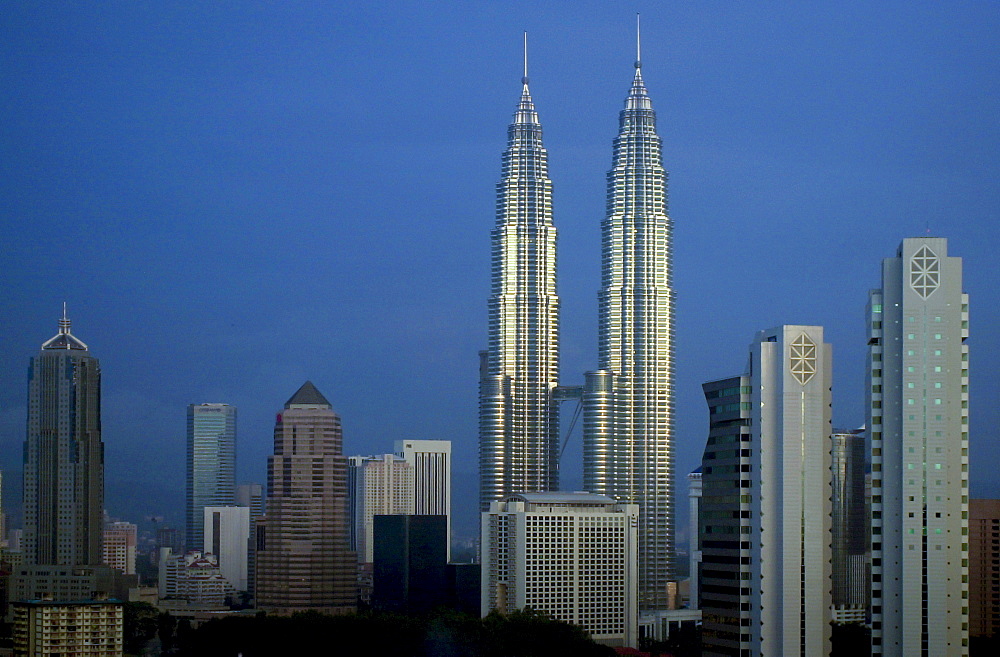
[22,310,104,570]
[347,454,414,563]
[481,493,639,648]
[395,440,452,558]
[203,506,250,592]
[699,327,833,657]
[255,381,356,614]
[698,375,753,655]
[479,38,560,511]
[868,237,969,656]
[102,521,137,575]
[969,499,1000,639]
[686,468,702,609]
[831,428,869,623]
[582,33,674,611]
[372,514,448,614]
[236,483,264,595]
[186,403,236,552]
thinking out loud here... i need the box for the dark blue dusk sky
[3,2,999,538]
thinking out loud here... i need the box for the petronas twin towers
[479,31,675,611]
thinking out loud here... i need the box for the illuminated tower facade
[583,36,675,610]
[479,39,560,511]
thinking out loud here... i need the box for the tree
[123,602,159,655]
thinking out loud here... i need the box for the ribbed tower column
[479,42,560,511]
[585,47,675,611]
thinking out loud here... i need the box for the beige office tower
[869,237,969,656]
[102,521,137,575]
[255,381,357,614]
[348,454,414,563]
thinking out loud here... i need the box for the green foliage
[172,608,616,657]
[158,612,177,654]
[123,602,159,655]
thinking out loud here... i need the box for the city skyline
[2,4,999,538]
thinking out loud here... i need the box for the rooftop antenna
[522,31,529,85]
[635,13,642,69]
[59,302,70,334]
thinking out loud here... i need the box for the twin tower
[478,34,674,612]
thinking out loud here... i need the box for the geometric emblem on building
[789,332,817,385]
[909,245,940,299]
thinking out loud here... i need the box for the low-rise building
[158,550,233,607]
[12,598,123,657]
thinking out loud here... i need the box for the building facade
[203,506,250,592]
[831,428,869,623]
[157,550,233,606]
[395,440,451,558]
[372,514,448,614]
[687,468,702,609]
[186,403,236,553]
[22,312,104,570]
[699,327,833,657]
[969,499,1000,639]
[255,382,356,614]
[482,492,638,648]
[236,483,263,595]
[582,46,675,612]
[102,522,137,576]
[698,375,752,656]
[868,237,969,656]
[347,454,414,563]
[479,47,560,512]
[12,599,123,657]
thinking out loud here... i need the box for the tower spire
[522,31,529,86]
[635,13,641,69]
[59,302,70,334]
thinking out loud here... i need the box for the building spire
[522,31,529,86]
[626,16,650,111]
[514,32,538,125]
[60,302,70,334]
[635,13,641,69]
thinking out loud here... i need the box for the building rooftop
[507,492,618,505]
[285,380,331,408]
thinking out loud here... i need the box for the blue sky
[2,2,998,539]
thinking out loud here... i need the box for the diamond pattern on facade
[910,245,940,298]
[789,333,817,385]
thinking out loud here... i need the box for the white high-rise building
[478,37,560,512]
[481,493,638,648]
[582,29,675,611]
[348,454,414,563]
[394,440,451,558]
[203,505,250,592]
[699,326,832,657]
[868,237,969,656]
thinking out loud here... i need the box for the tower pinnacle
[635,13,642,69]
[60,302,70,334]
[522,31,529,86]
